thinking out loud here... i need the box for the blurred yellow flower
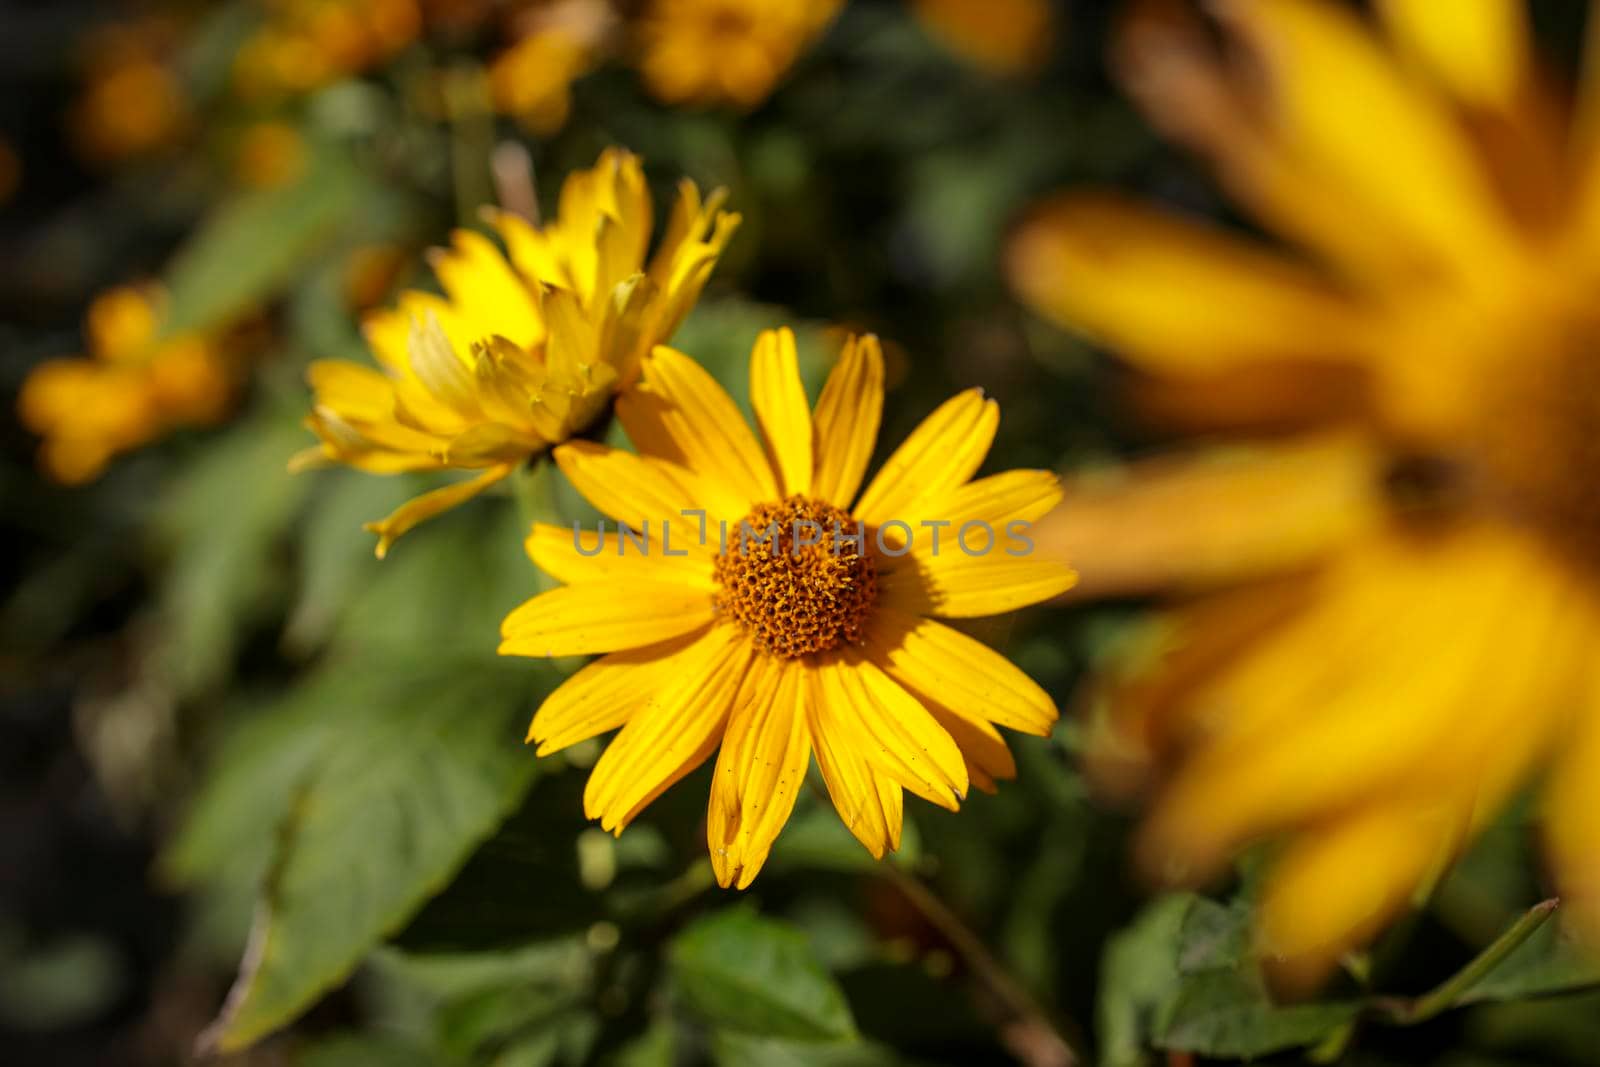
[503,329,1074,887]
[232,121,308,188]
[1010,0,1600,989]
[295,148,740,557]
[489,0,615,135]
[233,0,421,99]
[71,22,190,162]
[19,286,231,485]
[912,0,1054,75]
[637,0,842,109]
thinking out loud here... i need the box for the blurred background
[7,1,1600,1065]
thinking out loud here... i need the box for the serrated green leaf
[199,658,549,1051]
[669,907,858,1043]
[1097,894,1192,1067]
[1161,970,1359,1059]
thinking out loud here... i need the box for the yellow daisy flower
[501,329,1076,888]
[636,0,842,110]
[1009,0,1600,988]
[295,148,740,557]
[19,285,231,485]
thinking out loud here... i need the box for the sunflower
[1008,0,1600,989]
[636,0,842,110]
[499,330,1076,887]
[294,148,739,557]
[19,284,231,485]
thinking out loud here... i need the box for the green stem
[1378,898,1559,1025]
[882,865,1086,1067]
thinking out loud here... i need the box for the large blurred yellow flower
[295,149,739,557]
[502,330,1075,887]
[19,286,231,484]
[1009,0,1600,989]
[637,0,842,109]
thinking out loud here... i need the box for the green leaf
[197,657,549,1052]
[160,147,362,337]
[669,907,858,1043]
[1097,895,1192,1067]
[156,405,311,695]
[1161,969,1359,1059]
[1097,893,1357,1064]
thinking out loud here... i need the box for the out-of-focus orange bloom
[233,0,422,100]
[70,21,190,162]
[19,287,232,484]
[912,0,1054,75]
[488,0,615,134]
[1011,0,1600,990]
[232,120,308,188]
[636,0,842,110]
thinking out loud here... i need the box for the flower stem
[883,864,1085,1067]
[1376,897,1559,1025]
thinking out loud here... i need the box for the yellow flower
[233,0,421,100]
[233,121,308,189]
[71,21,190,162]
[489,0,615,135]
[637,0,842,110]
[502,329,1076,888]
[296,148,740,557]
[1009,0,1600,989]
[19,286,231,484]
[912,0,1055,75]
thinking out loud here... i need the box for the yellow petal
[1257,801,1456,995]
[636,344,777,508]
[1543,630,1600,943]
[527,627,711,754]
[708,656,811,888]
[904,469,1063,563]
[880,556,1078,619]
[553,441,705,547]
[363,462,515,559]
[582,626,752,831]
[1376,0,1529,111]
[499,580,714,657]
[823,653,968,810]
[811,334,885,508]
[806,667,898,859]
[854,389,998,528]
[749,327,813,497]
[1216,0,1512,274]
[1142,527,1572,882]
[525,522,714,587]
[866,609,1057,735]
[1006,194,1363,374]
[1037,435,1383,600]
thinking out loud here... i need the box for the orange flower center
[713,496,878,659]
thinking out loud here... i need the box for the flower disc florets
[713,496,878,658]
